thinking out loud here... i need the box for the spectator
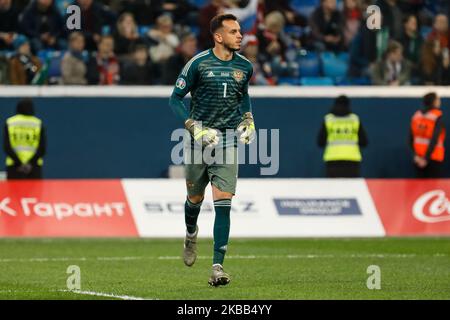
[147,14,180,64]
[3,98,46,179]
[225,0,259,34]
[161,33,198,85]
[198,0,225,50]
[264,0,307,27]
[0,55,8,84]
[113,12,141,57]
[118,0,161,25]
[61,32,88,85]
[120,44,156,85]
[310,0,344,52]
[420,38,450,85]
[376,0,404,40]
[370,40,412,85]
[8,35,42,85]
[256,11,287,65]
[87,35,120,85]
[256,11,298,80]
[317,95,368,178]
[240,34,275,85]
[0,0,20,51]
[343,0,363,48]
[398,15,423,64]
[72,0,117,51]
[348,13,391,77]
[427,14,450,51]
[410,92,446,178]
[18,0,66,52]
[158,0,197,25]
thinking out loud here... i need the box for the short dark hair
[423,92,438,109]
[210,14,238,35]
[16,98,34,116]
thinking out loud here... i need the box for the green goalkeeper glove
[185,119,219,148]
[237,112,256,144]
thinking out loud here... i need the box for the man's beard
[224,43,240,52]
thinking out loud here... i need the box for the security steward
[317,95,368,177]
[3,98,46,179]
[410,92,446,178]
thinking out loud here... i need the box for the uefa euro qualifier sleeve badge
[176,77,186,89]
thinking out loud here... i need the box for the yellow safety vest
[6,114,43,166]
[323,113,362,162]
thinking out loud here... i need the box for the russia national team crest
[232,70,244,82]
[176,77,186,89]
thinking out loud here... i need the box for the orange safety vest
[411,108,446,162]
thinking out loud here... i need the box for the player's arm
[237,65,255,144]
[169,63,219,148]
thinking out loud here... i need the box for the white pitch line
[59,289,151,300]
[0,253,447,263]
[0,289,155,300]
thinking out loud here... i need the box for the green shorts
[184,146,238,196]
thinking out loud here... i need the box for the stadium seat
[47,51,64,78]
[284,25,305,39]
[300,77,334,86]
[37,50,54,64]
[336,77,371,86]
[321,51,348,78]
[290,0,320,17]
[189,0,209,9]
[277,77,301,86]
[189,26,200,38]
[138,25,152,36]
[298,51,321,77]
[337,52,349,63]
[420,26,433,39]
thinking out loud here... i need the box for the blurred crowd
[0,0,450,86]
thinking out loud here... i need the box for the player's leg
[207,147,238,286]
[183,162,209,267]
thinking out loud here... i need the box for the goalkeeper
[169,13,255,287]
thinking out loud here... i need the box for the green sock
[185,197,202,234]
[213,199,231,265]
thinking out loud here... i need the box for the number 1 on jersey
[222,82,227,98]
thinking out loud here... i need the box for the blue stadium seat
[337,52,349,63]
[336,77,371,86]
[47,51,65,78]
[298,51,321,77]
[189,26,200,38]
[189,0,209,9]
[138,25,152,36]
[55,0,70,17]
[291,0,320,17]
[0,50,14,59]
[102,25,111,35]
[321,51,348,78]
[284,25,304,39]
[277,77,300,86]
[420,26,432,39]
[300,77,334,86]
[37,50,54,64]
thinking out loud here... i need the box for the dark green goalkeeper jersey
[169,48,253,131]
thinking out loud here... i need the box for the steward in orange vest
[410,92,446,178]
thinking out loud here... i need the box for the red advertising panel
[367,179,450,235]
[0,180,138,237]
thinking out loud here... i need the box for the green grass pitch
[0,237,449,300]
